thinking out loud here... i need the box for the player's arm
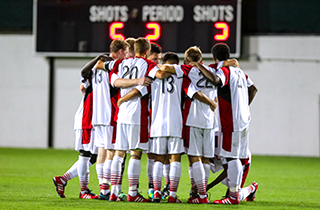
[248,84,258,105]
[193,91,218,112]
[189,62,222,86]
[113,77,152,88]
[117,88,142,107]
[80,84,86,96]
[155,70,172,79]
[157,64,177,74]
[81,54,110,78]
[223,59,240,68]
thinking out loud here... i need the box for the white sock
[110,155,123,195]
[96,163,104,186]
[153,161,163,193]
[128,158,141,197]
[169,162,181,198]
[62,161,78,182]
[227,159,242,198]
[203,163,210,187]
[147,158,155,189]
[192,161,206,198]
[163,164,170,185]
[77,156,90,193]
[188,166,194,195]
[101,159,112,194]
[239,184,255,201]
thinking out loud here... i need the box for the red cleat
[168,196,182,203]
[52,176,66,198]
[109,193,119,201]
[127,194,151,202]
[245,182,258,201]
[187,196,209,204]
[79,189,99,199]
[152,191,161,203]
[213,197,240,205]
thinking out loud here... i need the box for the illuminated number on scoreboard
[109,22,161,41]
[109,22,125,40]
[214,22,229,41]
[145,22,161,41]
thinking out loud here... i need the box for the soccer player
[189,43,258,204]
[99,37,154,202]
[52,76,98,199]
[146,42,162,199]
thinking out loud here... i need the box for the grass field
[0,148,320,210]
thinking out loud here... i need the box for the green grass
[0,148,320,210]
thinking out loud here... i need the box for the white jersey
[148,65,197,137]
[178,65,220,129]
[74,99,83,130]
[91,67,112,126]
[209,63,252,132]
[110,56,157,125]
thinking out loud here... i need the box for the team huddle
[52,37,258,204]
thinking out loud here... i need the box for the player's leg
[161,155,170,199]
[167,137,184,203]
[147,153,156,198]
[239,182,258,201]
[110,150,126,201]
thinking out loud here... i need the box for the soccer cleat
[127,194,151,202]
[52,176,66,198]
[245,182,258,201]
[148,189,154,199]
[213,197,240,205]
[79,189,99,199]
[187,196,209,204]
[161,184,170,199]
[109,193,119,202]
[118,191,127,201]
[152,191,162,203]
[168,196,182,203]
[98,192,110,200]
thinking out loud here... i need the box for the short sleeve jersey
[209,63,252,132]
[176,65,219,129]
[110,57,156,125]
[147,64,193,137]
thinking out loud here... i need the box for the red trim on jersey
[140,94,149,143]
[82,129,91,144]
[208,63,218,69]
[222,132,232,152]
[109,59,123,82]
[183,125,190,148]
[218,95,234,132]
[82,79,93,130]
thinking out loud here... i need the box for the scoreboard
[35,0,241,58]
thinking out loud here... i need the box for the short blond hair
[110,39,130,53]
[125,37,136,55]
[185,46,202,62]
[134,37,150,55]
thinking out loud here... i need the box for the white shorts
[149,137,184,155]
[217,126,249,159]
[74,129,97,154]
[114,123,149,151]
[185,127,215,158]
[94,125,114,150]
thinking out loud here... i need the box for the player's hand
[96,60,105,70]
[117,97,124,107]
[137,77,153,86]
[210,97,218,112]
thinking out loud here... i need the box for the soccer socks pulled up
[192,161,206,198]
[101,159,112,195]
[110,155,123,196]
[169,162,181,198]
[77,156,90,193]
[128,158,141,197]
[153,161,163,193]
[163,163,170,185]
[96,163,104,187]
[147,158,155,189]
[203,163,210,187]
[227,159,242,199]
